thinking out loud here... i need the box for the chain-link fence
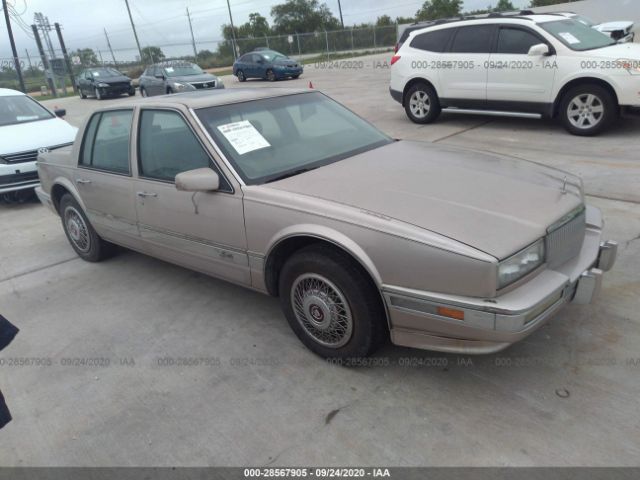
[0,24,397,97]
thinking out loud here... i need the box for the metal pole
[296,33,301,56]
[31,24,56,97]
[337,0,344,29]
[225,0,238,60]
[55,22,77,93]
[2,0,26,92]
[124,0,143,62]
[351,27,354,50]
[373,26,376,48]
[104,28,117,66]
[97,49,104,66]
[325,30,329,61]
[186,7,198,61]
[25,49,32,70]
[265,34,269,49]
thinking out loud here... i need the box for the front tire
[404,82,441,124]
[237,70,246,82]
[560,84,616,136]
[140,87,147,97]
[79,88,87,99]
[266,69,276,82]
[60,194,114,262]
[128,88,136,96]
[94,87,102,100]
[278,245,387,360]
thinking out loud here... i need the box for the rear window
[450,25,495,53]
[410,28,454,52]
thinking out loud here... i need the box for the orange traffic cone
[308,81,314,89]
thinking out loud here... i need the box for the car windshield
[90,67,122,77]
[196,92,392,185]
[0,95,53,127]
[163,64,204,77]
[260,51,288,61]
[540,19,616,51]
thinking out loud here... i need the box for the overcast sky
[1,0,530,59]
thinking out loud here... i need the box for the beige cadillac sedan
[36,88,617,359]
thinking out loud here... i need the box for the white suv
[390,14,640,136]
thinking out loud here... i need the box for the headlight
[498,239,545,289]
[616,58,640,75]
[173,82,190,91]
[97,82,109,87]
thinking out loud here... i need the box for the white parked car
[390,14,640,135]
[0,88,77,198]
[556,12,634,44]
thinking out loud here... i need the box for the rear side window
[450,25,495,53]
[410,29,453,52]
[497,27,543,54]
[138,109,231,190]
[80,110,132,174]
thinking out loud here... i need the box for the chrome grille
[2,150,38,163]
[192,81,216,89]
[545,207,586,268]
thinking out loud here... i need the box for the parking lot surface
[1,53,639,466]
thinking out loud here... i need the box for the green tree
[495,0,515,11]
[376,15,393,27]
[71,48,98,66]
[140,46,165,64]
[395,16,416,24]
[415,0,462,21]
[529,0,577,6]
[271,0,340,34]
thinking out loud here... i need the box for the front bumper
[35,186,56,213]
[99,84,134,95]
[0,161,39,194]
[385,208,617,354]
[274,67,303,78]
[389,87,403,104]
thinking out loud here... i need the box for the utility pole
[124,0,143,62]
[34,13,59,95]
[225,0,238,60]
[186,7,198,62]
[25,49,32,70]
[104,28,117,65]
[55,22,77,93]
[31,24,57,97]
[2,0,27,92]
[337,0,344,29]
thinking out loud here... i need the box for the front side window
[450,25,495,53]
[138,109,229,189]
[80,110,132,174]
[540,19,615,51]
[410,28,454,52]
[496,27,544,54]
[0,95,54,127]
[195,92,392,185]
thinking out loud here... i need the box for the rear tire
[559,84,616,136]
[278,244,387,360]
[404,82,441,124]
[60,194,115,262]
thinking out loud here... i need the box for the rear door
[486,25,557,108]
[132,108,249,284]
[438,24,496,105]
[75,109,139,245]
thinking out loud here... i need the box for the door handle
[137,191,158,198]
[76,178,92,185]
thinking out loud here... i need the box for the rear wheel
[278,244,387,360]
[560,84,616,136]
[404,82,441,124]
[60,194,115,262]
[237,70,246,82]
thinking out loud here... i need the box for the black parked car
[76,67,135,100]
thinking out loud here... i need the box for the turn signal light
[437,306,465,320]
[391,55,401,66]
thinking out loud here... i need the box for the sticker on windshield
[217,120,271,155]
[92,71,100,76]
[165,67,174,73]
[558,32,580,44]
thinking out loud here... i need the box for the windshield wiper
[266,167,318,183]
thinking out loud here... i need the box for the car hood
[273,59,300,67]
[99,75,131,83]
[594,21,634,32]
[0,117,77,156]
[169,73,218,83]
[265,141,583,260]
[588,41,640,57]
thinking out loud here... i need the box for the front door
[75,109,139,245]
[133,108,249,285]
[486,25,557,108]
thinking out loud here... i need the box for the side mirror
[54,109,66,118]
[528,43,550,56]
[175,168,219,192]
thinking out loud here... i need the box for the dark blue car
[233,50,303,82]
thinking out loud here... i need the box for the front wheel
[128,88,136,96]
[266,69,276,82]
[140,87,147,97]
[292,74,301,79]
[560,84,616,136]
[404,82,441,124]
[94,87,102,100]
[278,244,387,360]
[79,87,87,99]
[237,70,246,82]
[60,194,115,262]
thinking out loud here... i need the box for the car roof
[115,87,312,110]
[0,88,26,97]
